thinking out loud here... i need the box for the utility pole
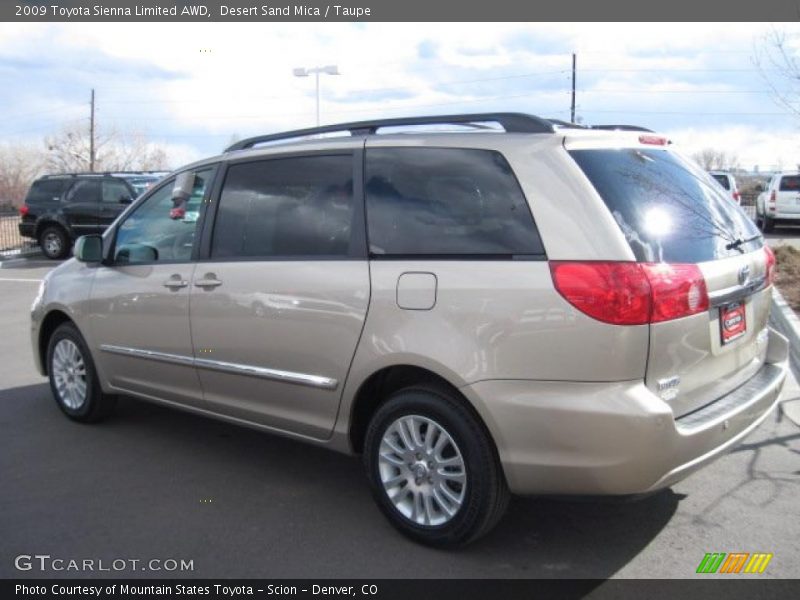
[570,53,576,123]
[89,88,96,172]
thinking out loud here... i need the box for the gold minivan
[30,113,789,546]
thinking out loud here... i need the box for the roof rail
[225,112,555,152]
[546,118,587,130]
[590,124,654,132]
[42,170,168,178]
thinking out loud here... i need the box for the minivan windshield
[569,148,761,263]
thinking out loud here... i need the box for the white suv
[756,171,800,232]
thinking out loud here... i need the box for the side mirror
[74,235,103,263]
[172,172,195,203]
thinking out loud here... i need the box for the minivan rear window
[779,176,800,191]
[569,148,761,263]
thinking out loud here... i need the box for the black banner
[4,0,800,22]
[4,580,800,600]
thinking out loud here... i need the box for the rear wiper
[725,234,762,251]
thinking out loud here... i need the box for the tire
[39,225,70,260]
[762,216,775,234]
[46,322,116,422]
[363,384,509,547]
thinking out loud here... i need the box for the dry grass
[774,245,800,311]
[0,215,25,251]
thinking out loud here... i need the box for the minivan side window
[365,148,544,256]
[113,169,211,264]
[211,155,355,258]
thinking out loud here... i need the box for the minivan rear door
[569,145,771,418]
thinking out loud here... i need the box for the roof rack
[225,112,556,152]
[42,170,168,178]
[590,124,654,132]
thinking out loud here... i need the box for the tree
[754,28,800,116]
[691,148,740,171]
[44,122,170,173]
[0,143,46,205]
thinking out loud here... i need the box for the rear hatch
[568,142,773,417]
[776,174,800,215]
[22,178,70,222]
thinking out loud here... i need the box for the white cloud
[2,22,800,169]
[668,124,800,172]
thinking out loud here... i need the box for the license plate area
[720,301,746,345]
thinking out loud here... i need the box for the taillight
[769,190,777,206]
[733,191,741,202]
[550,261,709,325]
[19,204,29,216]
[641,263,709,322]
[764,245,776,285]
[639,134,668,146]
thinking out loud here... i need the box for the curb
[771,288,800,354]
[0,247,43,267]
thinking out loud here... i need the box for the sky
[2,22,800,171]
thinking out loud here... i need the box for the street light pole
[315,71,320,126]
[293,65,339,127]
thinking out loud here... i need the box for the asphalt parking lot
[0,257,798,580]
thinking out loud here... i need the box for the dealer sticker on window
[720,301,746,345]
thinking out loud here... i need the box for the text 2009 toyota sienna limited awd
[30,113,789,547]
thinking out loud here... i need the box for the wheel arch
[347,364,497,457]
[38,309,76,376]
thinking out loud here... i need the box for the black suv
[19,172,164,259]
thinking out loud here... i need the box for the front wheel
[47,322,116,422]
[363,385,509,547]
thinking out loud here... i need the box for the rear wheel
[39,225,70,260]
[47,322,116,422]
[363,384,509,547]
[761,215,775,233]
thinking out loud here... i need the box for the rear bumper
[462,327,789,496]
[18,221,35,239]
[766,211,800,220]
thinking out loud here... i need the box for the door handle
[194,274,222,288]
[163,275,188,289]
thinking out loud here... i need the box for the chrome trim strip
[194,357,338,390]
[708,276,767,308]
[99,344,195,367]
[98,344,338,390]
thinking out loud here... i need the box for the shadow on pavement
[1,383,680,579]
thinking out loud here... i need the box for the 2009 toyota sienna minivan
[31,113,789,547]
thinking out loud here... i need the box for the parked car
[118,172,169,196]
[756,171,800,233]
[31,113,788,547]
[18,173,142,259]
[708,170,741,204]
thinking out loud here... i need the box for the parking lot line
[0,277,42,282]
